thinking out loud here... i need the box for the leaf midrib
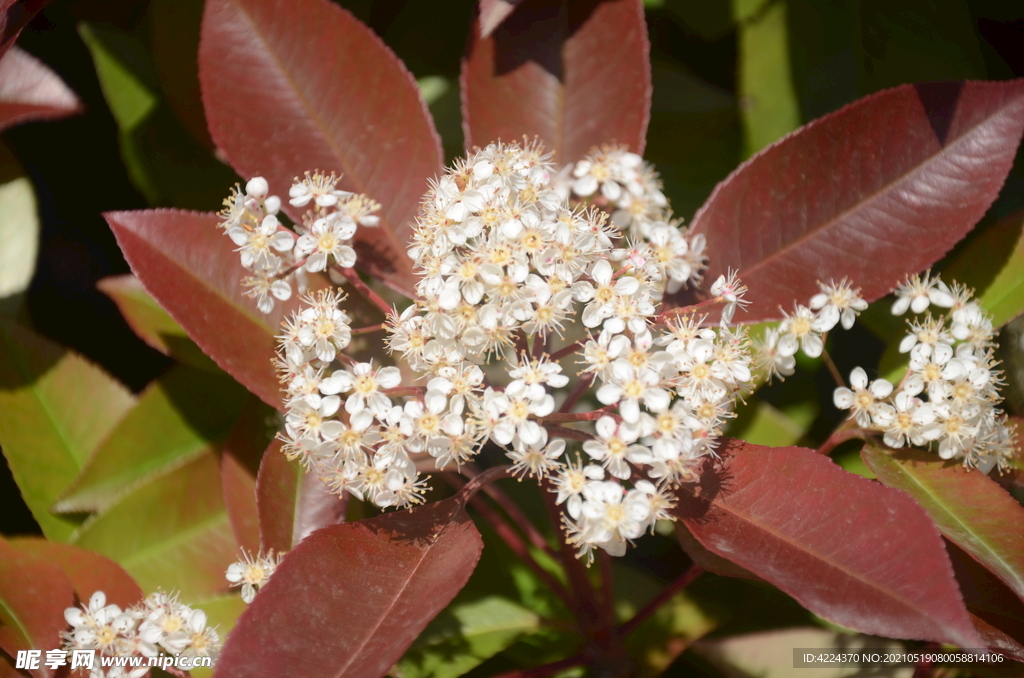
[683,470,962,627]
[709,88,1024,282]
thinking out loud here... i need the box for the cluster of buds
[216,172,381,313]
[61,590,219,677]
[834,273,1015,472]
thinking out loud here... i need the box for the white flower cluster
[558,144,707,293]
[268,139,747,561]
[61,590,219,677]
[217,172,380,313]
[754,279,868,380]
[835,273,1015,473]
[225,550,283,603]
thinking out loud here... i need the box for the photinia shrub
[3,1,1024,677]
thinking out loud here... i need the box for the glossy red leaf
[0,538,75,678]
[0,46,81,132]
[686,80,1024,322]
[105,209,294,409]
[478,0,522,37]
[462,0,651,164]
[255,440,346,553]
[862,445,1024,603]
[0,1,49,60]
[673,439,983,647]
[9,538,143,610]
[198,0,442,290]
[214,494,483,678]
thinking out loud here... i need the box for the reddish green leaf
[862,445,1024,604]
[104,209,297,409]
[214,494,483,678]
[462,0,651,164]
[55,366,249,514]
[98,274,220,372]
[0,321,135,541]
[686,80,1024,322]
[0,46,81,132]
[198,0,442,289]
[0,538,75,678]
[73,453,239,598]
[256,440,346,553]
[9,538,143,610]
[674,439,983,647]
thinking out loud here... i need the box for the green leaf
[0,322,135,541]
[54,365,250,514]
[862,445,1024,602]
[944,209,1024,328]
[728,398,816,447]
[0,142,38,318]
[734,0,801,156]
[397,596,541,678]
[98,274,221,372]
[78,21,237,209]
[72,452,239,597]
[616,565,720,677]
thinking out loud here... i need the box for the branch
[619,564,704,635]
[335,264,393,315]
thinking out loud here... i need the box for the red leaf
[104,210,292,409]
[0,538,75,678]
[214,495,483,678]
[0,1,49,60]
[862,445,1024,604]
[462,0,651,164]
[255,440,346,553]
[8,539,143,610]
[0,46,81,132]
[478,0,522,37]
[198,0,442,290]
[686,80,1024,322]
[220,398,274,554]
[673,439,983,647]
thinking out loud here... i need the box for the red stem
[550,340,585,362]
[461,463,558,559]
[620,564,704,635]
[491,654,586,678]
[382,386,426,398]
[543,425,594,443]
[442,472,574,610]
[816,426,867,455]
[350,323,385,335]
[540,410,619,424]
[559,373,594,413]
[336,265,393,315]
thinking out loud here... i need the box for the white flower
[225,550,282,603]
[507,429,566,479]
[809,279,867,331]
[582,416,650,479]
[777,305,825,358]
[596,361,670,424]
[833,367,893,428]
[891,272,954,315]
[227,214,295,271]
[321,361,401,418]
[296,216,357,271]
